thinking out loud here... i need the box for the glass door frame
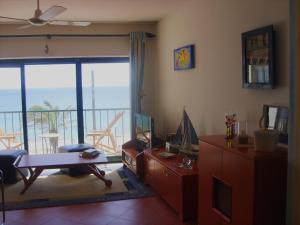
[0,57,129,152]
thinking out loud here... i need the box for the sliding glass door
[82,62,130,156]
[25,64,78,154]
[0,57,129,160]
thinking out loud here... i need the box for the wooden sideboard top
[199,135,287,160]
[145,148,198,177]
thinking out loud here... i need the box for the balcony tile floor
[4,197,197,225]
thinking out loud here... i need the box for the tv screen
[135,113,152,148]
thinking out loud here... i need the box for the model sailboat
[170,109,199,156]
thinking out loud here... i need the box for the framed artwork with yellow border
[174,44,195,71]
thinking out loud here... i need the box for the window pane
[25,64,77,154]
[82,63,130,157]
[0,67,24,149]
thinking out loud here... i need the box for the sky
[0,63,130,89]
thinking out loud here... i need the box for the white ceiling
[0,0,187,23]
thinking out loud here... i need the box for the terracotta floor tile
[4,197,196,225]
[79,214,115,225]
[107,218,149,225]
[6,208,52,225]
[91,203,128,217]
[41,217,85,225]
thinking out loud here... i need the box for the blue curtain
[130,32,147,138]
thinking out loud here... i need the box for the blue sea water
[0,86,130,111]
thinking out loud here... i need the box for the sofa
[0,149,28,184]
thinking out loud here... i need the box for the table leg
[85,164,112,187]
[17,167,44,195]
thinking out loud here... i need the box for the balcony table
[39,133,59,153]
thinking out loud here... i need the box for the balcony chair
[87,111,124,154]
[0,129,23,150]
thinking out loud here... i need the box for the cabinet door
[154,160,166,195]
[198,142,222,225]
[162,167,181,213]
[222,151,253,225]
[144,154,155,185]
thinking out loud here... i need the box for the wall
[0,23,157,115]
[290,0,300,223]
[155,0,289,137]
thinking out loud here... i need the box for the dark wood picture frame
[242,25,275,89]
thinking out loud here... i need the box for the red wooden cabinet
[122,148,144,179]
[198,135,287,225]
[144,149,198,221]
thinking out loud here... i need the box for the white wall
[155,0,289,137]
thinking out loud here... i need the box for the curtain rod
[0,32,156,39]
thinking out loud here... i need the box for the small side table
[0,170,5,225]
[39,133,59,154]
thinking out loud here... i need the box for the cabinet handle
[164,170,169,177]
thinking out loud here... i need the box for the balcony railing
[0,108,130,156]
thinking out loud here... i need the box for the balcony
[0,108,130,156]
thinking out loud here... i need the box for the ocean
[0,86,130,153]
[0,86,130,111]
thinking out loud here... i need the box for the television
[134,113,153,149]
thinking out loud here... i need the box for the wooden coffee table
[13,152,112,194]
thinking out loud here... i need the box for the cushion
[0,149,27,162]
[58,144,94,153]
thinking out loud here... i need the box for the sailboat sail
[172,110,198,151]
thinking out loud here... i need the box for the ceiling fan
[0,0,91,29]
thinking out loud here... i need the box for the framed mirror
[259,105,288,144]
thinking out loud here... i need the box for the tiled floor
[4,197,197,225]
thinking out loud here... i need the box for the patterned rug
[3,167,154,210]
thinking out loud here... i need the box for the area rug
[3,167,154,210]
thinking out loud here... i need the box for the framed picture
[242,25,275,89]
[174,45,195,71]
[260,104,288,144]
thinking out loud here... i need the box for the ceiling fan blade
[17,24,32,30]
[0,16,28,22]
[39,5,66,21]
[50,20,91,26]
